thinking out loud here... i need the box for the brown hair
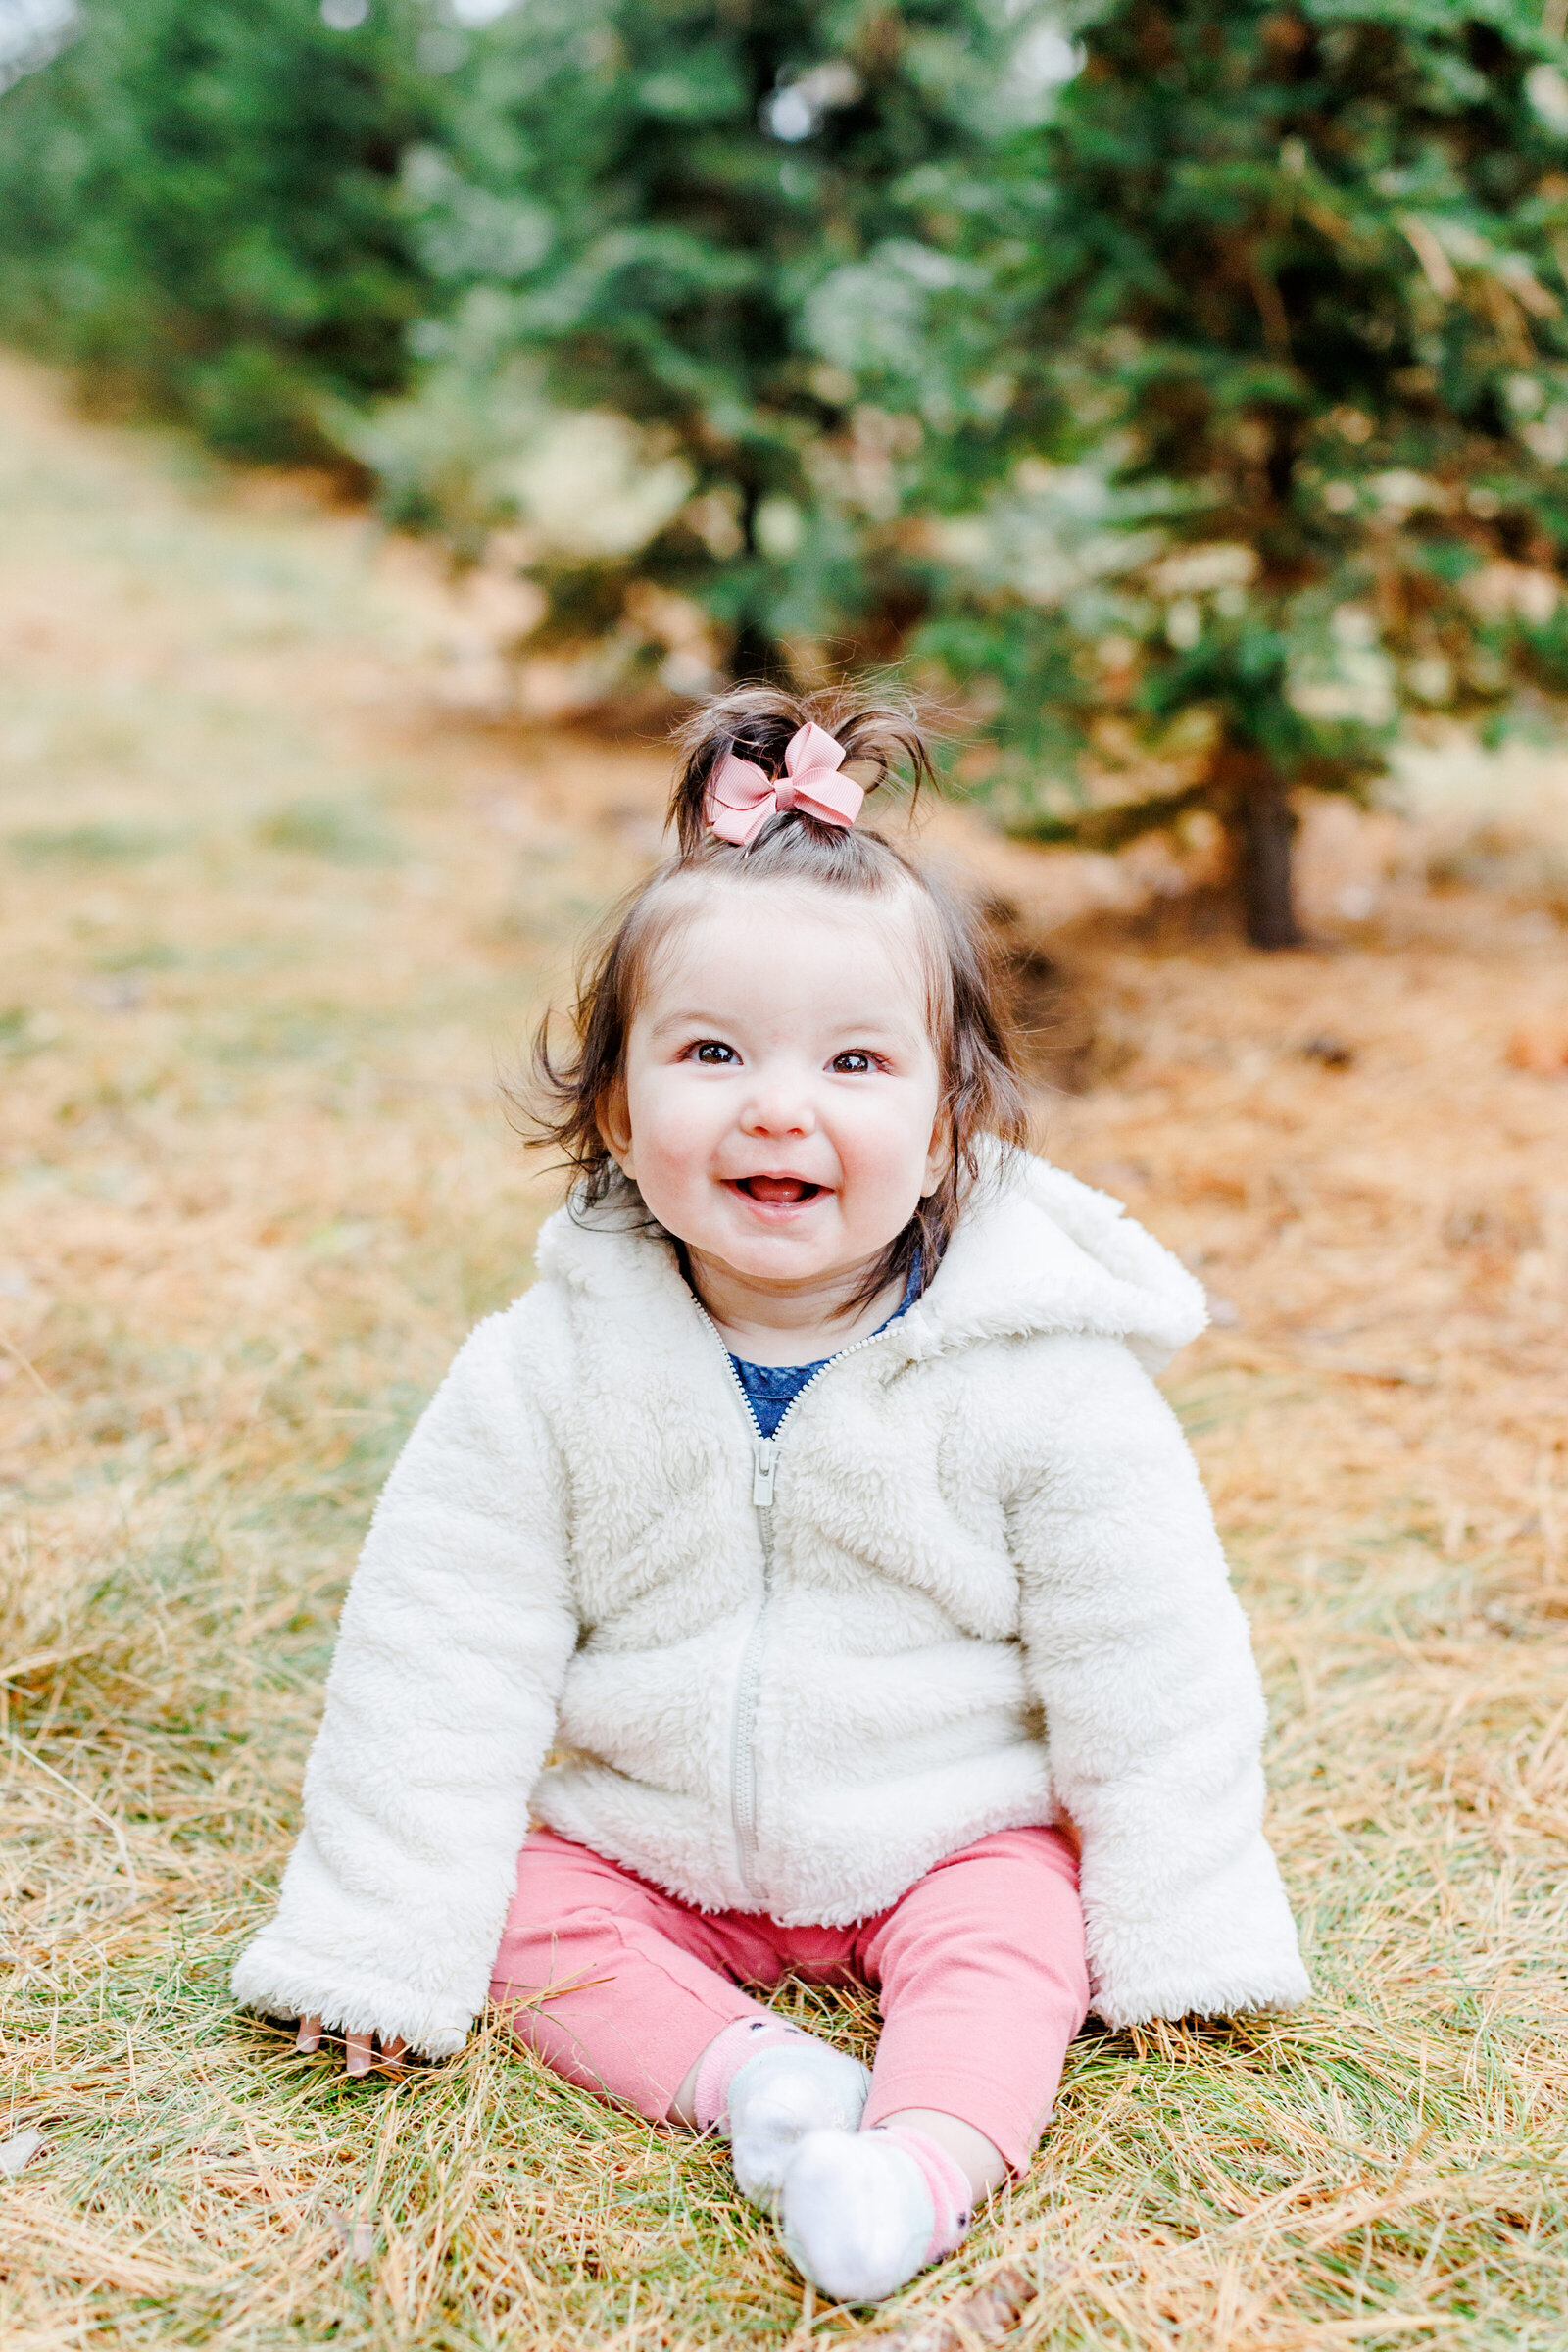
[528,686,1028,1315]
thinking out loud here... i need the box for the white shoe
[778,2128,936,2304]
[726,2041,871,2207]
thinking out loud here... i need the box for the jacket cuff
[230,1928,476,2059]
[1090,1951,1311,2031]
[1082,1835,1311,2029]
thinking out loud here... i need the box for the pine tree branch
[1003,778,1214,852]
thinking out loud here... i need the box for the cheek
[840,1093,941,1195]
[628,1077,716,1185]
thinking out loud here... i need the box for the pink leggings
[489,1825,1090,2175]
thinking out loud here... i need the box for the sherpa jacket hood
[233,1152,1310,2057]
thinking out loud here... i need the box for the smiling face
[605,880,946,1330]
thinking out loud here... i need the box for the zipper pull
[752,1436,777,1508]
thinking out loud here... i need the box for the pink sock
[868,2125,975,2263]
[692,2016,808,2133]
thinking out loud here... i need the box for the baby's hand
[295,2014,407,2078]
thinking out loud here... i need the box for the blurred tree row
[939,0,1568,944]
[366,0,1054,683]
[0,0,434,460]
[7,0,1568,938]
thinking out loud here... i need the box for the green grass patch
[9,821,175,864]
[254,798,403,866]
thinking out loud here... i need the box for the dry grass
[3,351,1567,2349]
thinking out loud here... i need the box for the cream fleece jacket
[232,1152,1310,2056]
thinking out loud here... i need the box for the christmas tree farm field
[2,355,1567,2349]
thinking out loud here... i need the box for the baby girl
[234,689,1307,2304]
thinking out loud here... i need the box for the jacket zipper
[697,1307,885,1904]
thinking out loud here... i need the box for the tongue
[746,1177,810,1203]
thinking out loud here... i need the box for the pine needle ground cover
[2,355,1566,2349]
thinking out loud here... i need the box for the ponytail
[667,685,933,863]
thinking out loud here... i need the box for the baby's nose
[741,1081,817,1135]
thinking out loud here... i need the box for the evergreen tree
[373,0,1066,681]
[924,0,1568,944]
[0,0,435,460]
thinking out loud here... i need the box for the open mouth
[731,1175,823,1205]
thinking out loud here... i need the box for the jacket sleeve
[230,1307,577,2056]
[1007,1335,1310,2029]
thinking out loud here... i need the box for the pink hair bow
[704,721,864,848]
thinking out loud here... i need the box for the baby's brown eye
[692,1041,737,1064]
[832,1052,874,1074]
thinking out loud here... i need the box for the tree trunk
[728,483,789,684]
[729,614,785,685]
[1238,773,1304,949]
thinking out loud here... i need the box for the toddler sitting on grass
[234,688,1307,2304]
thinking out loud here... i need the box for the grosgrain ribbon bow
[704,721,864,847]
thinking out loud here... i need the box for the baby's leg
[490,1828,768,2119]
[862,1823,1090,2175]
[776,1826,1089,2303]
[489,1830,868,2191]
